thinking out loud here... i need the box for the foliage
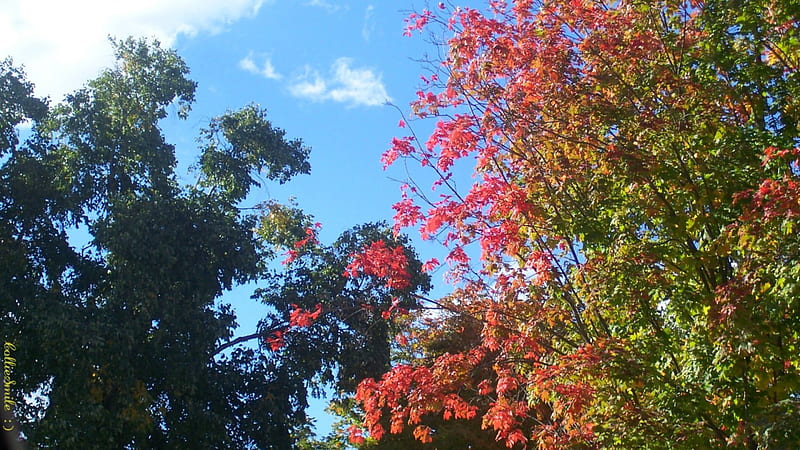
[197,104,311,202]
[0,37,429,448]
[358,0,800,448]
[255,215,431,395]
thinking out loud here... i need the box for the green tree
[1,38,429,448]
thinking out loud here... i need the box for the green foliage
[42,37,197,208]
[0,37,270,448]
[197,104,311,202]
[0,58,48,152]
[0,37,416,448]
[255,199,317,256]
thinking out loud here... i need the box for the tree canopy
[0,38,430,448]
[356,0,800,448]
[5,1,800,447]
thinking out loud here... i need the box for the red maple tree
[354,0,800,448]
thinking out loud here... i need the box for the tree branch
[213,332,261,356]
[212,322,287,357]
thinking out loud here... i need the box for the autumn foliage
[345,240,412,290]
[356,0,800,448]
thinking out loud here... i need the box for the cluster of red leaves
[281,225,319,265]
[367,1,657,444]
[264,330,284,352]
[262,304,323,352]
[289,303,323,328]
[737,147,800,221]
[712,146,800,329]
[381,136,416,169]
[355,350,482,442]
[403,9,434,37]
[347,425,366,445]
[344,240,412,290]
[354,322,603,447]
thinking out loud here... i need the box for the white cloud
[305,0,342,12]
[289,66,327,98]
[362,5,375,42]
[239,53,281,80]
[0,0,265,101]
[288,58,390,107]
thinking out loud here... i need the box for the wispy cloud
[0,0,266,100]
[305,0,342,13]
[362,5,375,42]
[289,66,327,98]
[239,53,281,80]
[289,58,390,107]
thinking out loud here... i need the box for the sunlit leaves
[345,240,412,290]
[358,0,800,447]
[197,104,311,202]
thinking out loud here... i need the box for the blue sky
[1,0,467,251]
[3,0,483,437]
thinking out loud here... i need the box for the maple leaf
[413,425,434,443]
